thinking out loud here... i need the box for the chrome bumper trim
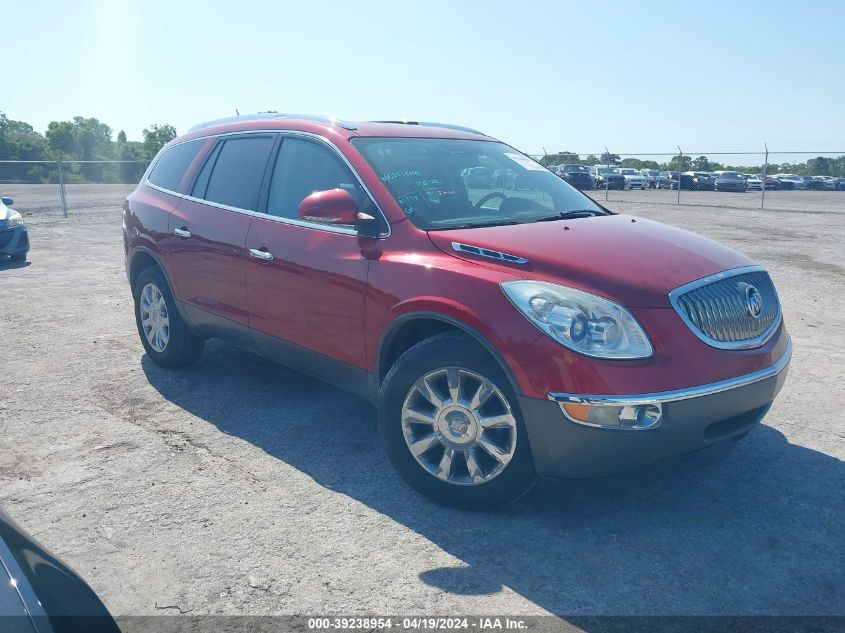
[548,337,791,406]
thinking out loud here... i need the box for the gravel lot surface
[0,185,843,620]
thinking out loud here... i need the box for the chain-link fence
[529,148,845,213]
[2,149,844,220]
[0,159,148,218]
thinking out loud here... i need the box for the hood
[427,214,754,308]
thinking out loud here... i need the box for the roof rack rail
[188,113,357,132]
[370,120,486,136]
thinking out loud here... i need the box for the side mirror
[1,196,13,206]
[297,189,361,225]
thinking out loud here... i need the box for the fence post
[604,146,610,201]
[677,146,682,205]
[761,143,768,210]
[57,159,68,218]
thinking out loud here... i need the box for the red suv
[124,114,791,509]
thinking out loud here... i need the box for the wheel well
[129,251,160,291]
[379,319,455,382]
[378,317,516,394]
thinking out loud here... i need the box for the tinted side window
[147,139,204,191]
[191,141,222,199]
[267,138,369,220]
[204,136,275,210]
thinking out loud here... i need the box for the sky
[4,0,844,159]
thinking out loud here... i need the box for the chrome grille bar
[669,266,781,350]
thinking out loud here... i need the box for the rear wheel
[133,266,204,368]
[379,332,536,510]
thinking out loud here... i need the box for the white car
[614,168,647,190]
[772,173,806,190]
[742,174,763,191]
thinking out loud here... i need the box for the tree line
[4,111,844,183]
[0,112,177,184]
[538,151,845,177]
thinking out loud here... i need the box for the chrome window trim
[143,129,391,238]
[668,264,782,350]
[549,336,791,406]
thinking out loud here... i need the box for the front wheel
[378,332,536,510]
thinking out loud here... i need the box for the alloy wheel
[139,282,170,353]
[401,367,517,486]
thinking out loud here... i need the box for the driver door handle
[249,248,274,262]
[173,227,192,239]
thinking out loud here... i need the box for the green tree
[600,152,621,165]
[0,112,53,182]
[142,124,177,159]
[117,130,127,144]
[667,154,692,172]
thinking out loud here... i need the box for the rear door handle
[173,228,192,238]
[249,248,274,261]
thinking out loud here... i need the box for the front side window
[267,138,371,222]
[203,136,275,210]
[352,138,602,230]
[147,139,204,192]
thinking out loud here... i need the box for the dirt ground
[0,184,843,620]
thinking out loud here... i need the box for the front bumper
[0,224,29,257]
[518,339,791,481]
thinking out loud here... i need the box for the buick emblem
[745,284,763,318]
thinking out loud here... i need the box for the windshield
[617,169,639,175]
[562,164,587,172]
[352,138,604,230]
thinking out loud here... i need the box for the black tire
[378,332,537,510]
[133,265,204,368]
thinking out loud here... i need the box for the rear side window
[147,139,204,192]
[267,138,370,220]
[203,136,275,210]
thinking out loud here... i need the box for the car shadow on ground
[141,340,844,617]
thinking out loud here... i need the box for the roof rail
[370,120,487,136]
[188,113,357,132]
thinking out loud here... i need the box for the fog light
[560,401,662,430]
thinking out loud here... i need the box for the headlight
[501,281,653,359]
[6,211,23,228]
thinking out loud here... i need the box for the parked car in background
[714,171,749,192]
[590,165,625,190]
[0,507,120,632]
[772,174,806,190]
[615,168,647,190]
[123,113,791,508]
[0,196,29,262]
[742,174,763,191]
[554,164,592,190]
[756,174,780,190]
[461,166,495,188]
[665,170,695,190]
[834,177,845,191]
[801,176,823,191]
[685,171,716,191]
[639,169,664,188]
[653,171,674,189]
[807,176,835,190]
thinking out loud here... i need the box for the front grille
[671,268,781,349]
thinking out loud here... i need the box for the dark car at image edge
[0,508,119,633]
[123,113,791,509]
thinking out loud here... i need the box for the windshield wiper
[534,210,604,222]
[432,220,521,230]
